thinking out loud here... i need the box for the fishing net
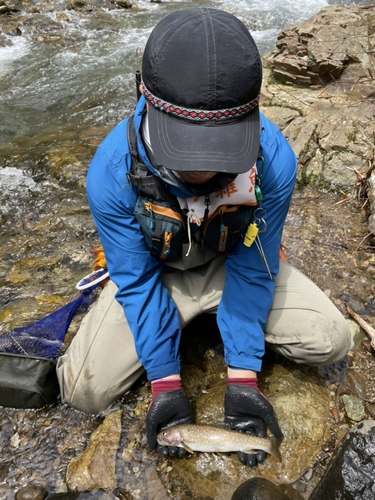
[0,285,99,361]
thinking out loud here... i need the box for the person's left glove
[224,377,283,468]
[146,377,193,457]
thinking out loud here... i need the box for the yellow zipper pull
[144,201,155,230]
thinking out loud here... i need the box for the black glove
[146,388,193,457]
[224,382,283,468]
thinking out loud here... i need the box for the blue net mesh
[0,285,99,360]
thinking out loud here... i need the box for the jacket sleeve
[217,116,297,372]
[86,121,182,381]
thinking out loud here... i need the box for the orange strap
[89,245,288,275]
[279,243,288,262]
[90,248,108,288]
[90,248,107,270]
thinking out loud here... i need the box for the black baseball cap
[141,8,262,174]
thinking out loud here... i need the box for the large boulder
[266,6,375,89]
[309,420,375,500]
[261,5,375,236]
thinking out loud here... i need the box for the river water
[0,0,332,148]
[0,0,374,499]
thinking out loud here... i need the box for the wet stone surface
[0,159,374,499]
[0,265,375,500]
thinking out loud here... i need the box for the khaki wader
[56,257,353,415]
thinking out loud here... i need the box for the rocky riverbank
[261,4,375,236]
[1,3,375,500]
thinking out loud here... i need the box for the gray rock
[262,5,375,232]
[309,420,375,500]
[341,394,366,422]
[269,6,371,87]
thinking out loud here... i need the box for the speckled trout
[157,424,282,461]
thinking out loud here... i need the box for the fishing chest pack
[126,115,258,262]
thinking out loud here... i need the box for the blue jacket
[86,96,297,380]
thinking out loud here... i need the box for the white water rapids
[0,0,361,149]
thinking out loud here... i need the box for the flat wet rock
[66,409,122,491]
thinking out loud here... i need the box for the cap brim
[147,105,260,174]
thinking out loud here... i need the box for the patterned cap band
[141,82,258,122]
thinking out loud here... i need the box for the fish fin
[269,437,282,462]
[181,441,194,454]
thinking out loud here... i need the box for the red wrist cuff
[227,377,271,402]
[227,377,259,389]
[151,378,182,401]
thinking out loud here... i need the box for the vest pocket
[134,197,185,261]
[203,205,255,253]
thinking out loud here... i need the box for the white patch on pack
[178,165,258,221]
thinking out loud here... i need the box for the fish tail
[269,437,282,462]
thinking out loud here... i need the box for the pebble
[0,4,11,14]
[15,484,48,500]
[341,394,366,421]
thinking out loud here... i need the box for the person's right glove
[146,377,193,458]
[224,377,283,468]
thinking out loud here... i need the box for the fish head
[157,427,183,447]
